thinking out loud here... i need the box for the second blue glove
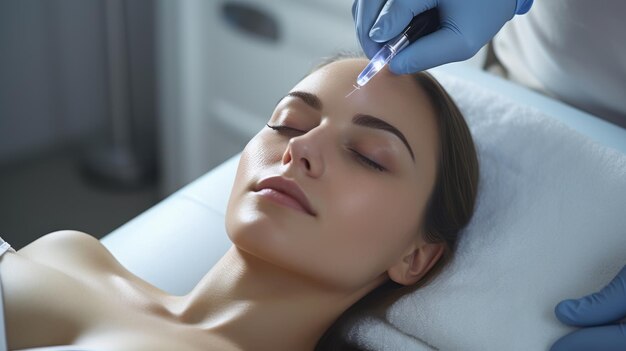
[551,265,626,351]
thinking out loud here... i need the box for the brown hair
[313,53,480,350]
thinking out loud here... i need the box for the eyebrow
[279,91,323,110]
[280,91,415,161]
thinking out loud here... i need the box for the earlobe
[388,242,445,286]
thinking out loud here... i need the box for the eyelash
[349,149,386,172]
[266,123,305,136]
[266,123,386,172]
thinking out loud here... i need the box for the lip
[254,176,316,216]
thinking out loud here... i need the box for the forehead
[293,59,429,111]
[289,58,439,169]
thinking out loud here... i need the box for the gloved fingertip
[368,27,385,42]
[549,329,587,351]
[554,299,581,325]
[387,62,405,75]
[388,57,420,75]
[368,16,399,43]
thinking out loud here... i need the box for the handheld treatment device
[350,8,440,95]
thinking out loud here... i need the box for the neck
[170,246,383,351]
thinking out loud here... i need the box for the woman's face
[226,58,440,291]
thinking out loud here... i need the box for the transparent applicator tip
[346,45,395,98]
[358,45,395,86]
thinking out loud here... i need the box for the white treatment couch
[101,63,626,350]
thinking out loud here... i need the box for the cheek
[226,134,281,231]
[242,134,284,171]
[317,178,423,285]
[228,134,283,194]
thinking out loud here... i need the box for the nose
[281,133,325,178]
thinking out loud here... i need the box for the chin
[226,198,288,256]
[226,206,309,273]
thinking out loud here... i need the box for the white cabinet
[157,0,358,196]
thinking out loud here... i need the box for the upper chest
[0,231,235,350]
[3,231,170,321]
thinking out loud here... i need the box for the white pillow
[341,72,626,351]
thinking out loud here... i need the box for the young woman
[0,56,478,351]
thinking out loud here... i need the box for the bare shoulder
[17,230,122,274]
[20,230,102,253]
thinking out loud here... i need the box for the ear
[387,240,445,286]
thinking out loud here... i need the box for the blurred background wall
[0,0,358,250]
[0,0,159,249]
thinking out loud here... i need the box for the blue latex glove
[551,265,626,351]
[352,0,533,74]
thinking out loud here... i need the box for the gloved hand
[551,265,626,351]
[352,0,533,74]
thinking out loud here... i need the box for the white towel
[343,72,626,351]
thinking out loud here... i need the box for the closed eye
[266,123,305,136]
[349,148,386,172]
